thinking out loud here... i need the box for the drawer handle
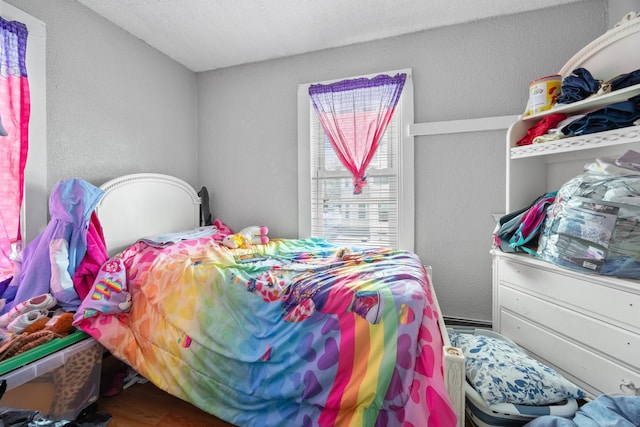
[620,379,640,396]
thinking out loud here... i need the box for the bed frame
[96,173,201,256]
[95,172,466,426]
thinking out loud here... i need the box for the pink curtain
[0,18,30,281]
[309,73,406,194]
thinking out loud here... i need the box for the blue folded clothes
[557,68,600,104]
[524,395,640,427]
[557,68,640,105]
[611,69,640,91]
[561,94,640,136]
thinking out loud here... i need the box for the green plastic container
[0,329,91,376]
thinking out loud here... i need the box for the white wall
[6,0,637,322]
[197,1,610,322]
[609,0,640,26]
[5,0,199,236]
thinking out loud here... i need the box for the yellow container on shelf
[525,74,562,115]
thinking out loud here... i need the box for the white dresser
[492,13,640,399]
[492,251,640,397]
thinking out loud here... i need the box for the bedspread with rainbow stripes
[75,237,456,426]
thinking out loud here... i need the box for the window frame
[297,68,414,251]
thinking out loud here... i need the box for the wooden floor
[98,381,473,427]
[96,357,236,426]
[96,381,236,427]
[96,356,472,426]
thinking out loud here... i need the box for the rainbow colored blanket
[75,237,456,426]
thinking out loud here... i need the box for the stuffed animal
[222,226,269,249]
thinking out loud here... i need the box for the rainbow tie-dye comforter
[75,236,456,426]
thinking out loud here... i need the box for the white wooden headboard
[96,173,201,255]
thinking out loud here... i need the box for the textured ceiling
[77,0,585,72]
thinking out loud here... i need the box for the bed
[73,173,465,427]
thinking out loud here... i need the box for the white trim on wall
[296,84,312,239]
[398,73,415,251]
[409,115,519,137]
[0,1,46,243]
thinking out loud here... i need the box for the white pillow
[450,331,585,406]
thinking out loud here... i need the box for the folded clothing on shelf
[556,68,600,104]
[556,67,640,105]
[517,113,567,146]
[561,94,640,136]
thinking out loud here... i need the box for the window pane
[311,169,398,247]
[309,75,403,248]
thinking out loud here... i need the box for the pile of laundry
[0,403,111,427]
[0,293,75,361]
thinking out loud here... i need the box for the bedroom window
[297,69,415,251]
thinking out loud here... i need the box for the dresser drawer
[500,286,640,369]
[500,310,640,397]
[497,256,640,331]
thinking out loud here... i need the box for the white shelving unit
[493,12,640,399]
[504,13,640,213]
[511,83,640,159]
[506,83,640,212]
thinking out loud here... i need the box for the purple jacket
[2,179,105,312]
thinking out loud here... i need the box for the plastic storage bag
[537,171,640,278]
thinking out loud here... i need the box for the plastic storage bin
[465,380,578,427]
[0,331,102,421]
[448,328,579,427]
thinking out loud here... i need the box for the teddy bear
[222,226,269,249]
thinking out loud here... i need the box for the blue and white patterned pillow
[450,331,585,406]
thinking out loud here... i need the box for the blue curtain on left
[0,17,30,282]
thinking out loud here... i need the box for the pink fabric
[516,113,567,146]
[0,19,30,281]
[0,77,29,281]
[309,73,406,194]
[73,212,109,300]
[213,217,234,238]
[315,110,395,193]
